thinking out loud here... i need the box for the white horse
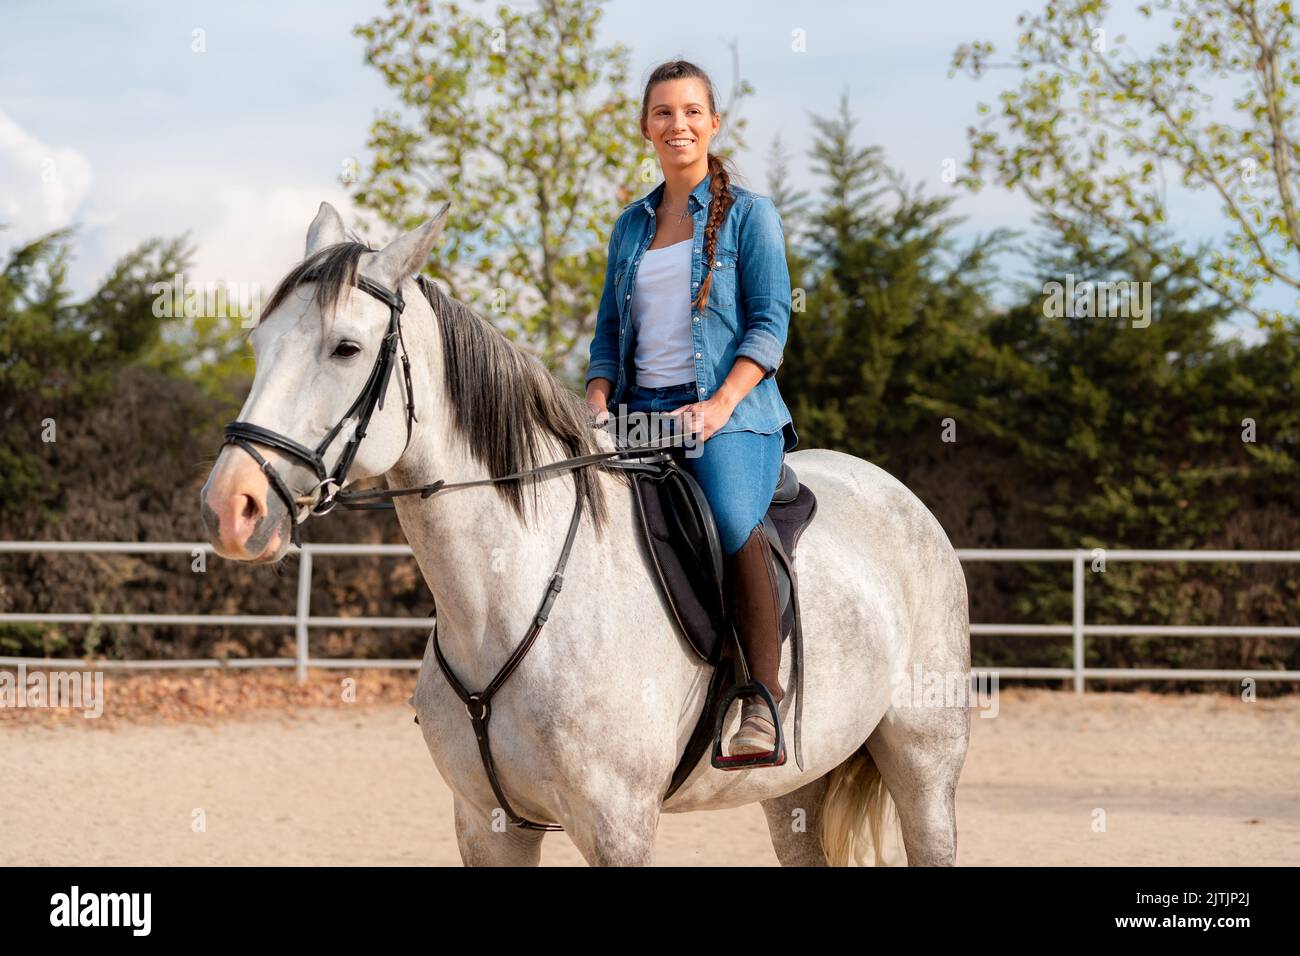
[200,202,971,866]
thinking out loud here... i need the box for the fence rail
[2,542,1299,690]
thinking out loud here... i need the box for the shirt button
[694,351,702,359]
[625,294,630,300]
[699,387,707,396]
[693,316,700,323]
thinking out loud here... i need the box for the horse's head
[200,201,449,562]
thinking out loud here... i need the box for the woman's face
[643,78,719,172]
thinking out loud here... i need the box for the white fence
[2,542,1299,691]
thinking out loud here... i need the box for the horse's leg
[560,791,661,866]
[865,706,969,866]
[760,776,832,866]
[452,795,548,866]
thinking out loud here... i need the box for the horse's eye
[333,341,361,358]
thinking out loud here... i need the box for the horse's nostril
[239,494,262,522]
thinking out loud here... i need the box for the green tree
[971,227,1300,675]
[952,0,1300,327]
[0,228,221,519]
[780,93,1013,465]
[137,267,257,406]
[976,227,1241,549]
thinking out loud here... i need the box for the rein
[307,432,698,511]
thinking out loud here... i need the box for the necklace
[661,200,691,223]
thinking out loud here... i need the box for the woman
[584,59,799,761]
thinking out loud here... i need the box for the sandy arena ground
[2,672,1297,865]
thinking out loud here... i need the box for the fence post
[295,548,312,684]
[1072,549,1085,694]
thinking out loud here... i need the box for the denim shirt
[585,172,798,453]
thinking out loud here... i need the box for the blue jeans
[620,381,784,555]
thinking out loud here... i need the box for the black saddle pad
[628,454,817,662]
[630,462,726,660]
[768,482,817,563]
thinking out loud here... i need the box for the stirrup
[711,680,786,770]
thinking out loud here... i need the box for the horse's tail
[819,744,900,866]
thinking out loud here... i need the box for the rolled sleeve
[585,218,624,390]
[735,196,791,380]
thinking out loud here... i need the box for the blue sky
[0,0,1290,338]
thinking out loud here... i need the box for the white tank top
[630,238,696,388]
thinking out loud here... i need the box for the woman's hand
[670,360,763,441]
[585,380,612,427]
[667,394,735,443]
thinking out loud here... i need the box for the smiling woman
[584,59,801,762]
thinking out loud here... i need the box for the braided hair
[639,60,742,314]
[694,153,739,313]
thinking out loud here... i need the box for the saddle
[600,429,818,786]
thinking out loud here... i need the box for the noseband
[222,271,417,547]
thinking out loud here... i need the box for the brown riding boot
[723,523,784,757]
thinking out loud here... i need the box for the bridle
[222,270,417,547]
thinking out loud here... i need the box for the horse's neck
[385,406,587,689]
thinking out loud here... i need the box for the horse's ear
[305,202,346,257]
[370,202,452,286]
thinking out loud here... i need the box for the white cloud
[0,108,94,238]
[50,162,366,301]
[198,184,364,302]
